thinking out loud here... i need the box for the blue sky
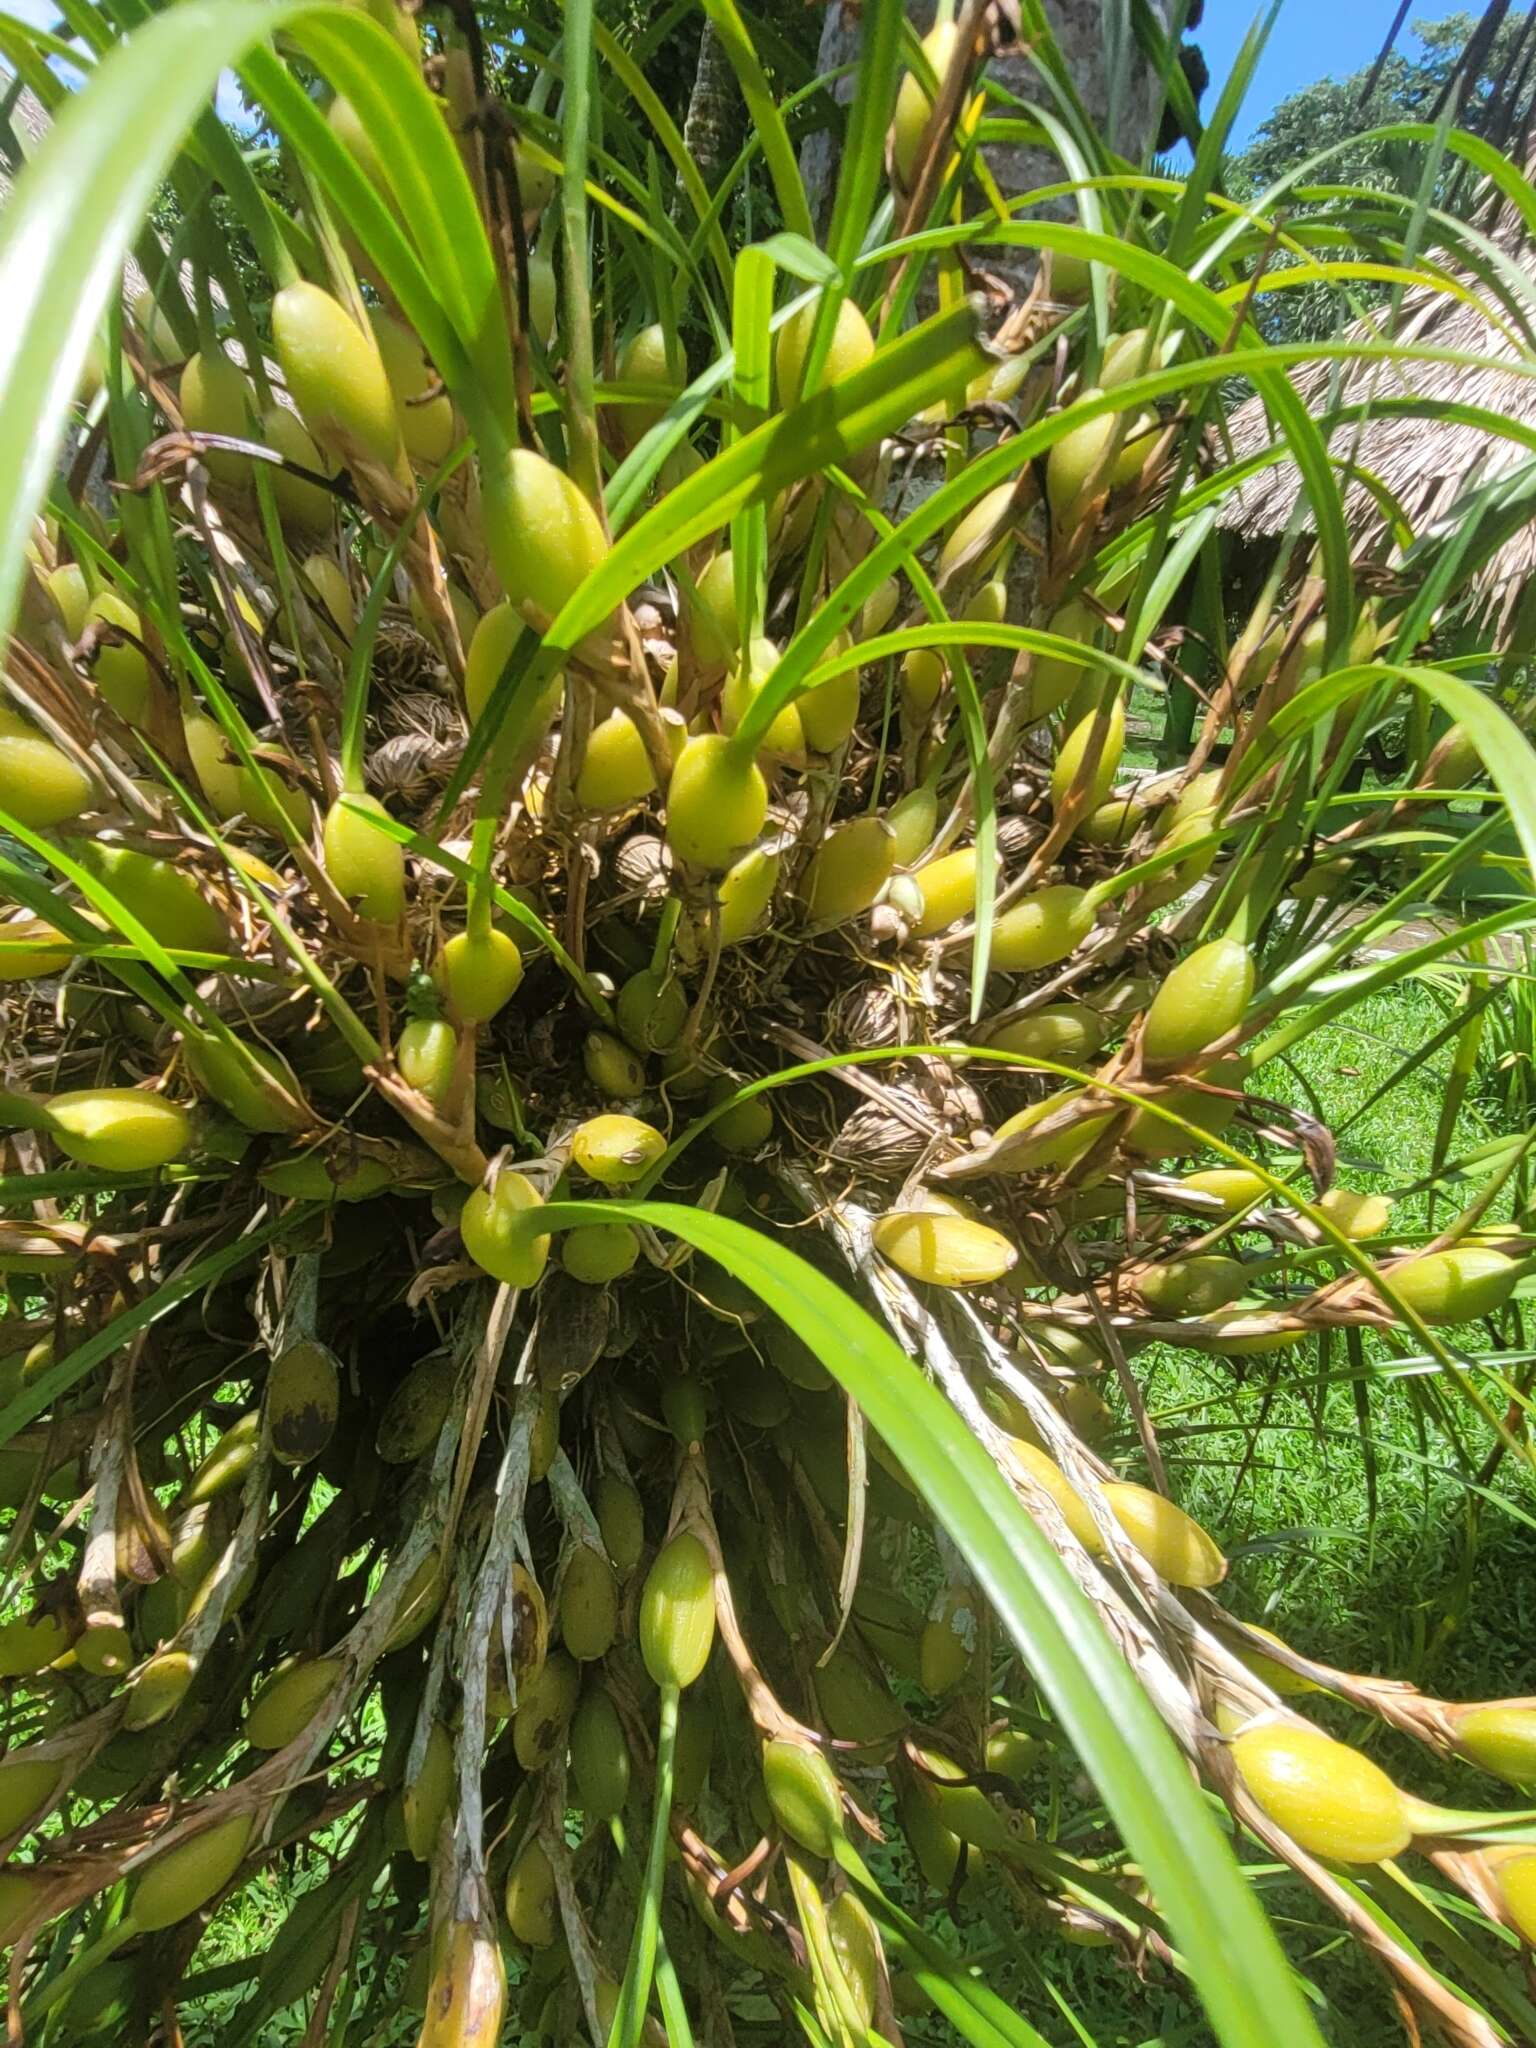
[0,0,245,118]
[0,0,1483,150]
[1202,2,1480,151]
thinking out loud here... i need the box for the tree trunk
[795,4,1171,615]
[801,0,1168,308]
[677,19,741,215]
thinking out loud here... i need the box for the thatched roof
[1217,194,1536,625]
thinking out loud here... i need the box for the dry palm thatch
[1217,171,1536,629]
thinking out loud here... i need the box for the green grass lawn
[1160,976,1531,1704]
[1012,977,1536,2048]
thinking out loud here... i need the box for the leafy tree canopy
[1225,11,1532,343]
[1235,11,1530,207]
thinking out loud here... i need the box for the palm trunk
[677,19,740,215]
[799,4,864,237]
[800,0,1169,284]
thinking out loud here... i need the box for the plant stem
[558,0,604,511]
[608,1680,678,2048]
[25,1916,137,2031]
[649,898,682,975]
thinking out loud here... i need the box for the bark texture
[794,4,1170,612]
[801,0,1168,310]
[678,19,742,211]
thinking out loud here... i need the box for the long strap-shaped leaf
[1244,663,1536,884]
[730,322,1536,755]
[592,19,734,297]
[0,0,516,644]
[730,244,775,648]
[525,1200,1327,2048]
[699,0,815,242]
[291,10,517,439]
[824,469,998,1015]
[0,0,279,638]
